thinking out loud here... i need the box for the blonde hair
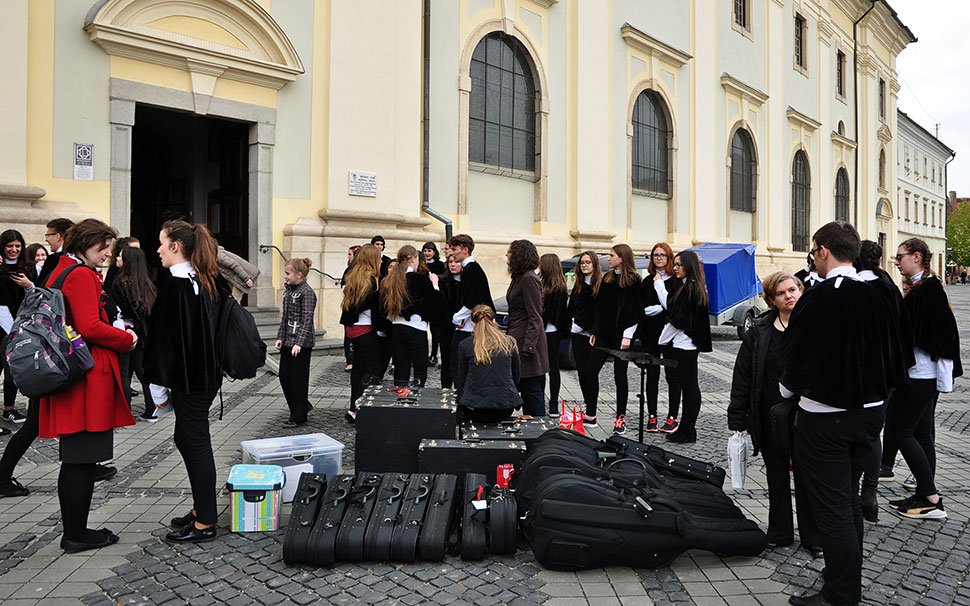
[342,245,380,311]
[381,245,419,319]
[286,257,313,279]
[761,271,803,309]
[471,305,518,365]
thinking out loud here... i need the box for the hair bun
[303,258,312,268]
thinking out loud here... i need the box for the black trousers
[393,325,429,387]
[570,334,593,408]
[862,388,893,492]
[343,329,353,364]
[544,332,562,412]
[0,398,38,481]
[760,413,819,547]
[429,323,440,360]
[279,345,312,423]
[880,396,900,469]
[887,378,938,496]
[0,329,16,409]
[451,331,472,393]
[439,323,455,388]
[794,406,884,606]
[641,341,664,418]
[662,345,700,436]
[518,374,544,417]
[172,389,219,525]
[349,331,382,410]
[581,340,629,418]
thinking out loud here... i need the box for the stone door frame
[108,78,276,305]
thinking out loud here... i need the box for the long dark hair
[114,247,157,317]
[539,253,567,296]
[0,230,28,274]
[507,239,539,279]
[898,237,933,277]
[109,236,140,268]
[671,250,708,308]
[596,244,638,295]
[571,250,602,296]
[381,245,418,319]
[854,239,893,283]
[161,220,219,298]
[422,241,440,262]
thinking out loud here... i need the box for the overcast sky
[893,0,969,196]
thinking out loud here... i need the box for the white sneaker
[902,474,917,491]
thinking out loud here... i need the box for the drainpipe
[421,0,453,241]
[944,152,956,271]
[852,1,879,228]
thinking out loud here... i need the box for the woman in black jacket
[540,254,569,416]
[437,254,462,388]
[567,251,601,423]
[110,246,157,421]
[381,245,442,387]
[888,238,961,520]
[638,242,678,432]
[422,242,445,367]
[455,305,521,423]
[340,244,384,423]
[0,230,34,424]
[654,250,711,443]
[728,272,820,552]
[587,244,642,434]
[145,220,223,543]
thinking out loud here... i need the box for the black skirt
[59,429,113,464]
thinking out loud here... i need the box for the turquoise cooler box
[240,433,344,503]
[226,464,285,532]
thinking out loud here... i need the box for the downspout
[944,152,956,271]
[421,0,453,241]
[852,1,879,228]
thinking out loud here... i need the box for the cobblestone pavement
[1,286,970,605]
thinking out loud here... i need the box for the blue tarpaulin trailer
[685,243,765,338]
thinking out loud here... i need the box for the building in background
[896,110,953,277]
[0,0,916,332]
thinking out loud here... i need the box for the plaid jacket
[277,281,317,348]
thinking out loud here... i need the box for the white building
[896,110,954,276]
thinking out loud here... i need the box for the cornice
[620,23,692,67]
[524,0,559,8]
[787,107,821,131]
[831,131,857,150]
[721,73,768,106]
[877,124,893,144]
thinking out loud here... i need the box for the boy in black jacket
[447,234,494,384]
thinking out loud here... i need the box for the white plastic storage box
[240,433,344,502]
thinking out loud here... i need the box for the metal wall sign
[348,171,377,197]
[73,143,94,181]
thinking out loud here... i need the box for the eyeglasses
[894,253,913,263]
[652,253,667,259]
[45,233,57,238]
[672,262,683,268]
[579,260,593,266]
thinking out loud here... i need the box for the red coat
[39,256,136,438]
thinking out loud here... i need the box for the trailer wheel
[737,310,755,339]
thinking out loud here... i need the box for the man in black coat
[781,221,907,606]
[37,218,74,287]
[447,234,493,382]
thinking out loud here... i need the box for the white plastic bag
[728,431,749,489]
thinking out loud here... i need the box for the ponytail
[162,220,220,298]
[470,305,517,365]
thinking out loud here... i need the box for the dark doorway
[130,105,250,262]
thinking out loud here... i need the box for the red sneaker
[646,416,658,432]
[659,417,679,433]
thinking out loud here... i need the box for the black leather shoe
[789,592,835,606]
[170,510,196,530]
[862,489,878,523]
[94,464,118,482]
[666,429,697,443]
[165,524,216,544]
[283,419,307,428]
[802,544,824,559]
[61,528,119,553]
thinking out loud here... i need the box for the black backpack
[216,294,266,380]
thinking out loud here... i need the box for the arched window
[835,167,850,222]
[468,33,537,172]
[631,90,670,195]
[878,148,886,189]
[729,128,756,212]
[791,150,811,252]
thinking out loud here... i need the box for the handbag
[558,401,585,436]
[727,431,749,490]
[769,398,798,455]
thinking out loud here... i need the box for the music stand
[596,347,678,443]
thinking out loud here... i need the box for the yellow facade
[0,0,915,334]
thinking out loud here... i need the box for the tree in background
[946,201,970,267]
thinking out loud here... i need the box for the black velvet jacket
[542,289,570,338]
[398,272,443,322]
[906,274,963,377]
[666,280,712,352]
[339,280,385,331]
[567,280,595,333]
[144,272,223,394]
[591,275,642,345]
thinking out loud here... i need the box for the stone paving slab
[1,286,970,604]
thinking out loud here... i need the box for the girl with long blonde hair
[454,305,522,423]
[340,244,384,423]
[380,245,442,387]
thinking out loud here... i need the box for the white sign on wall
[73,143,94,181]
[348,171,377,197]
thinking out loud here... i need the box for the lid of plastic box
[240,433,344,460]
[227,464,285,491]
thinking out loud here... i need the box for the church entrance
[130,105,250,262]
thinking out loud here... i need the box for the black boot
[862,488,878,523]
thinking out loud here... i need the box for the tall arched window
[631,90,670,195]
[835,167,849,222]
[791,150,811,252]
[729,128,756,212]
[878,148,886,189]
[468,33,537,172]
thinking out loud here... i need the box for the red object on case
[496,464,515,487]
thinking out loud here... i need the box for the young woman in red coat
[38,219,137,553]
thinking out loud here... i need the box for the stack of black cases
[282,471,517,566]
[418,438,527,485]
[460,417,557,450]
[355,385,458,473]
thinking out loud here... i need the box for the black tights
[544,333,562,412]
[59,462,99,542]
[662,345,701,435]
[0,399,39,481]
